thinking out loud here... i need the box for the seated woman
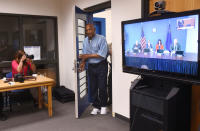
[12,50,36,77]
[155,39,164,52]
[12,50,38,104]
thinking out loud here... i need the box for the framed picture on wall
[24,46,41,60]
[177,18,195,30]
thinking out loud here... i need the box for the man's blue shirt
[82,34,108,64]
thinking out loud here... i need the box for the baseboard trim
[115,113,130,123]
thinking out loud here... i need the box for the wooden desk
[0,76,55,117]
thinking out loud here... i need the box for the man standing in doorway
[79,24,108,115]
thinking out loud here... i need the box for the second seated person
[132,40,141,53]
[146,40,153,52]
[155,39,164,52]
[170,38,181,53]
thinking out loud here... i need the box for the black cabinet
[130,77,191,131]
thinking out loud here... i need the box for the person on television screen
[155,39,164,52]
[132,40,141,53]
[146,40,153,51]
[170,38,181,53]
[79,24,108,115]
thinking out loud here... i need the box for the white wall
[59,0,76,91]
[0,0,60,16]
[112,0,141,118]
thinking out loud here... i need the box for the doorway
[93,8,112,107]
[93,8,112,44]
[74,2,112,118]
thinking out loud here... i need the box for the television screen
[122,9,200,83]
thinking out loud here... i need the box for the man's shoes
[0,113,7,121]
[90,108,100,115]
[100,107,107,115]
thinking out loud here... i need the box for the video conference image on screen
[124,14,199,76]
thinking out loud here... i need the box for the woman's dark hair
[14,50,25,62]
[158,39,162,45]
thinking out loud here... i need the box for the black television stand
[130,75,191,131]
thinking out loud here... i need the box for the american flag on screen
[140,27,146,51]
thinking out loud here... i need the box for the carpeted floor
[0,100,129,131]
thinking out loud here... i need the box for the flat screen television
[122,9,200,83]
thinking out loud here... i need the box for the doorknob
[72,59,77,73]
[72,60,80,73]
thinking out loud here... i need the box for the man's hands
[78,54,101,72]
[79,54,88,60]
[79,61,85,72]
[79,54,88,72]
[79,54,101,60]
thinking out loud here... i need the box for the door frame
[84,1,111,13]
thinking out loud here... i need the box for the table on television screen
[125,52,198,75]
